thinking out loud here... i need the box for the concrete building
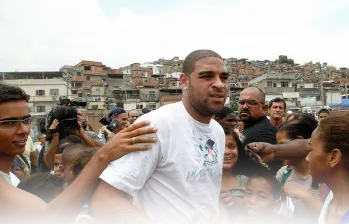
[297,82,341,110]
[248,72,299,107]
[3,71,70,113]
[159,88,182,106]
[3,72,69,139]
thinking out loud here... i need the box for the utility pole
[319,63,326,108]
[345,83,348,99]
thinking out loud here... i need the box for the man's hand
[49,119,59,130]
[100,121,158,161]
[245,142,275,163]
[70,115,84,137]
[220,190,235,207]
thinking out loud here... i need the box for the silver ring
[132,137,136,145]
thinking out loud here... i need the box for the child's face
[243,178,280,221]
[276,131,305,168]
[53,154,64,179]
[223,134,238,170]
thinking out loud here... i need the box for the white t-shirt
[0,171,20,187]
[318,191,333,224]
[100,102,225,224]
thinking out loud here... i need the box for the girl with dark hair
[308,112,349,224]
[275,113,321,223]
[220,127,249,223]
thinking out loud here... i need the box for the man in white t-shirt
[89,50,229,224]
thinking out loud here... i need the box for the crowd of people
[0,49,348,224]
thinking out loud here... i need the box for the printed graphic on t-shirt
[187,137,221,181]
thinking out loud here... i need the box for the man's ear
[273,199,281,213]
[180,73,189,90]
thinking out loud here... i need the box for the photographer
[44,101,103,170]
[98,107,129,144]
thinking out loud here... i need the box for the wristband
[48,128,58,135]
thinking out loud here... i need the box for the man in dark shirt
[234,87,281,176]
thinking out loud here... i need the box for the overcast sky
[1,0,348,71]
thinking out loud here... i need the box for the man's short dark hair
[268,97,286,109]
[248,170,281,200]
[318,109,330,116]
[0,84,30,103]
[17,173,64,203]
[215,106,233,119]
[182,49,223,75]
[56,136,85,154]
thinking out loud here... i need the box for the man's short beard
[190,96,222,117]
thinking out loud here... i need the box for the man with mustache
[234,87,280,176]
[268,97,286,129]
[89,49,229,224]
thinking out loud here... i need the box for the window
[267,82,273,88]
[144,77,148,83]
[92,105,98,110]
[273,83,277,88]
[148,104,156,109]
[86,76,90,80]
[77,72,82,76]
[36,106,45,113]
[95,88,100,92]
[313,84,319,88]
[149,91,155,100]
[49,89,59,96]
[84,66,91,71]
[36,90,45,96]
[281,82,288,87]
[72,90,78,94]
[316,95,321,101]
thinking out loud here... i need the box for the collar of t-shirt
[0,170,11,184]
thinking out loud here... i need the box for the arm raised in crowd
[246,139,310,163]
[44,119,60,169]
[70,114,104,148]
[282,182,322,221]
[0,121,157,224]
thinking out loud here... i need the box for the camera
[99,115,119,132]
[42,99,79,137]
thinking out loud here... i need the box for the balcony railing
[30,95,60,102]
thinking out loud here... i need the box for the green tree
[287,59,294,65]
[328,65,337,71]
[279,55,288,64]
